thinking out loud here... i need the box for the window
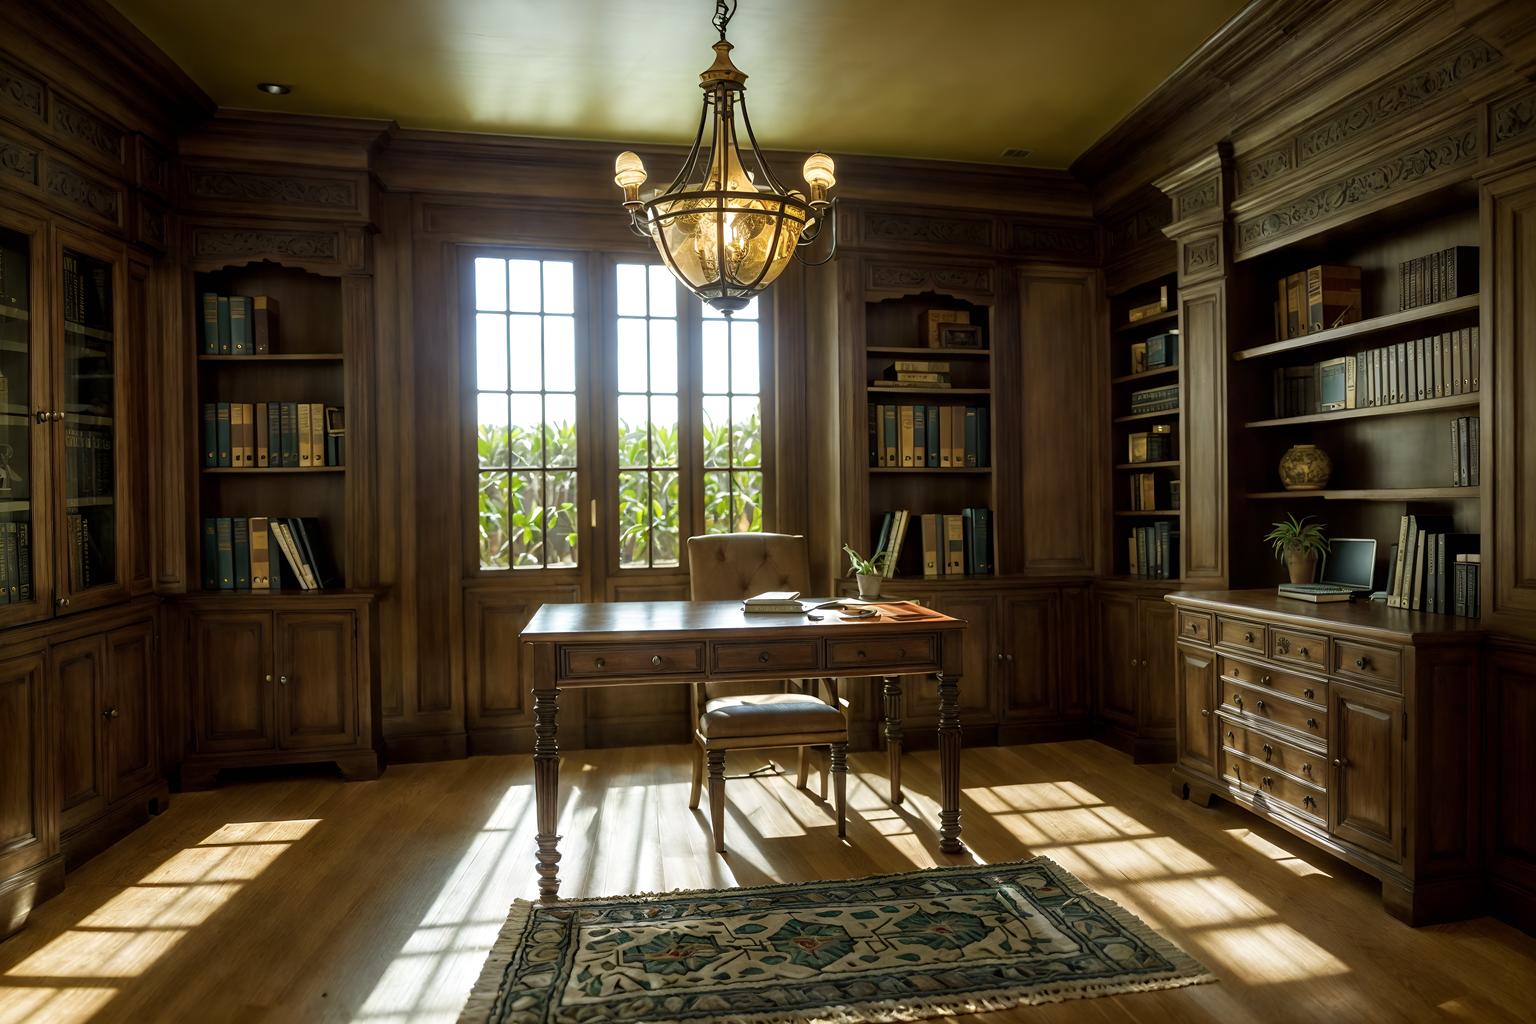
[473,256,579,569]
[615,265,682,568]
[701,300,763,533]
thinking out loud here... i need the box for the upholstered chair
[686,532,849,853]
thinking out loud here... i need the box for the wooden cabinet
[1095,593,1138,727]
[1486,641,1536,933]
[105,622,157,802]
[54,635,108,835]
[1174,642,1217,779]
[999,591,1059,721]
[1093,589,1176,760]
[179,594,380,788]
[905,593,996,724]
[0,648,59,939]
[1328,682,1404,862]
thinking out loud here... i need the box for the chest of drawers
[1165,590,1483,925]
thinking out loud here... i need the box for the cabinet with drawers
[1166,590,1483,925]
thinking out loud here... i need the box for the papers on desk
[743,591,808,614]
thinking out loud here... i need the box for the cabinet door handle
[758,651,770,663]
[34,409,50,424]
[999,653,1007,662]
[1303,687,1315,700]
[1200,708,1210,717]
[102,707,119,720]
[1243,631,1254,643]
[1006,653,1014,663]
[650,655,662,668]
[52,411,64,421]
[265,674,273,683]
[56,597,70,608]
[279,675,289,685]
[1353,656,1370,670]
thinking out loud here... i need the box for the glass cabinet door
[0,224,40,621]
[60,246,118,599]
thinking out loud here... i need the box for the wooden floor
[1,740,1534,1023]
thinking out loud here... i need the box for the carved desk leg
[936,671,964,854]
[531,642,562,900]
[882,676,903,806]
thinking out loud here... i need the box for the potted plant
[843,544,886,598]
[1264,514,1329,584]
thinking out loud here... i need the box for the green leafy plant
[843,543,887,577]
[1263,514,1330,562]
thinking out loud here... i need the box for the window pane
[474,258,506,312]
[546,470,579,567]
[508,260,541,312]
[475,313,508,391]
[614,263,682,569]
[732,471,763,532]
[616,263,647,317]
[649,318,678,393]
[704,470,732,534]
[732,396,761,467]
[618,470,650,567]
[617,318,648,393]
[478,471,509,568]
[618,394,649,467]
[510,471,544,568]
[647,265,677,318]
[509,314,542,387]
[702,395,730,468]
[509,394,543,467]
[651,395,679,466]
[544,315,575,392]
[477,393,508,468]
[652,470,680,566]
[730,321,760,394]
[701,319,729,394]
[545,393,577,468]
[542,261,574,314]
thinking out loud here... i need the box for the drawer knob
[1262,776,1273,787]
[1261,674,1271,685]
[1201,708,1210,717]
[1243,631,1254,643]
[651,655,663,668]
[1262,743,1273,760]
[1303,687,1315,700]
[103,707,119,720]
[898,648,906,658]
[1332,757,1349,767]
[1187,623,1198,633]
[1298,647,1309,658]
[595,657,606,669]
[1354,656,1370,671]
[1255,699,1267,711]
[279,675,288,685]
[1307,717,1319,728]
[1303,795,1317,809]
[759,651,770,663]
[857,650,867,659]
[1227,730,1234,741]
[265,674,273,683]
[1232,693,1243,707]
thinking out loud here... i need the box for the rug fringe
[457,897,532,1024]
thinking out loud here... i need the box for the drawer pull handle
[1302,763,1313,775]
[1243,631,1254,643]
[1354,656,1370,671]
[1187,623,1198,633]
[595,657,606,669]
[1276,637,1290,654]
[1303,795,1317,809]
[898,649,906,658]
[1261,675,1271,685]
[857,650,867,659]
[1262,743,1273,760]
[651,655,663,668]
[1255,699,1267,711]
[1200,708,1210,717]
[1332,757,1349,767]
[1232,693,1243,707]
[1307,718,1319,728]
[1227,730,1234,741]
[1298,647,1309,658]
[1303,687,1315,700]
[1262,776,1273,787]
[103,707,119,720]
[759,652,770,663]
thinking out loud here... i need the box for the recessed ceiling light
[1001,147,1031,159]
[256,82,291,95]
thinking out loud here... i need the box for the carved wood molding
[134,198,167,251]
[134,136,170,198]
[859,209,994,251]
[185,167,359,210]
[1007,220,1096,261]
[864,260,994,296]
[191,226,341,264]
[0,56,46,124]
[1103,194,1172,256]
[1182,234,1221,279]
[1236,146,1294,194]
[44,157,120,225]
[53,96,125,167]
[1491,83,1536,154]
[0,132,40,186]
[1235,120,1479,254]
[1174,177,1220,220]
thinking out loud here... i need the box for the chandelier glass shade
[614,5,836,314]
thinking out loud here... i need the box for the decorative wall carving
[1009,221,1095,259]
[53,98,124,164]
[136,138,169,195]
[1183,236,1220,276]
[1492,84,1536,153]
[135,200,166,249]
[866,261,992,295]
[1175,178,1219,219]
[44,160,119,222]
[186,168,358,209]
[1236,122,1478,251]
[862,211,992,249]
[1103,198,1171,254]
[192,228,340,263]
[1236,147,1293,193]
[0,134,39,185]
[1296,38,1499,166]
[0,58,45,122]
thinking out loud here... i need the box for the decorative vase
[1279,443,1332,491]
[1285,550,1319,584]
[856,573,882,598]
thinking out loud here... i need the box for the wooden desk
[520,600,968,899]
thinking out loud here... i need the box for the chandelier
[614,0,837,315]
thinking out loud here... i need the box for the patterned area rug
[460,858,1214,1023]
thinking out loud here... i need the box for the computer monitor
[1319,538,1377,589]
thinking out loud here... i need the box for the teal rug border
[460,857,1216,1024]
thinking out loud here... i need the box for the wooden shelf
[1113,408,1181,424]
[198,353,343,363]
[1115,461,1181,470]
[1103,574,1183,585]
[202,467,345,475]
[866,346,990,359]
[67,496,114,508]
[867,386,991,396]
[1111,365,1179,385]
[1114,309,1178,333]
[1232,294,1479,362]
[1244,392,1479,428]
[0,499,30,513]
[64,411,113,426]
[1246,487,1479,501]
[869,467,990,475]
[1114,509,1181,517]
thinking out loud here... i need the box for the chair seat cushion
[699,693,845,739]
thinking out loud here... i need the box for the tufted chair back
[688,532,811,699]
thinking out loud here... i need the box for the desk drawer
[1220,680,1326,743]
[1332,639,1401,692]
[561,642,704,679]
[825,634,936,671]
[1270,628,1328,672]
[1217,616,1266,654]
[1219,717,1325,789]
[1177,610,1213,644]
[1219,656,1326,707]
[712,639,821,674]
[1221,749,1327,824]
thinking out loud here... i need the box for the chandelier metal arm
[795,199,839,267]
[661,95,714,200]
[735,93,791,197]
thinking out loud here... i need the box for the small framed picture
[922,309,968,345]
[935,323,983,349]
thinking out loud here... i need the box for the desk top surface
[1164,588,1483,644]
[522,599,965,642]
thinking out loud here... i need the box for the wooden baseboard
[1488,877,1536,936]
[0,855,65,941]
[996,718,1095,746]
[61,783,170,871]
[383,732,467,764]
[467,727,532,756]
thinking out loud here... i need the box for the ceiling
[110,0,1250,168]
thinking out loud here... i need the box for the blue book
[201,293,220,354]
[232,516,251,589]
[216,296,232,354]
[882,405,897,467]
[229,296,252,355]
[215,516,234,589]
[201,517,218,590]
[203,403,218,467]
[216,402,232,467]
[912,404,926,467]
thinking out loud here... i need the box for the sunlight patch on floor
[1195,920,1353,980]
[1225,827,1335,878]
[0,984,116,1024]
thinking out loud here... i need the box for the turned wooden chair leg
[831,742,848,839]
[688,740,704,810]
[819,746,829,800]
[796,746,810,790]
[707,749,727,854]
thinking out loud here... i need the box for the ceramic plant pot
[1285,550,1319,584]
[856,573,882,598]
[1279,443,1332,491]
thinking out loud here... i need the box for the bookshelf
[861,288,996,580]
[1108,272,1181,581]
[193,262,349,593]
[1224,193,1483,603]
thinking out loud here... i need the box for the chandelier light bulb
[803,152,836,203]
[614,151,648,203]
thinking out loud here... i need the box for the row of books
[1270,328,1480,418]
[1127,472,1179,512]
[1386,515,1478,615]
[868,404,988,469]
[879,359,958,388]
[0,240,27,310]
[1130,383,1179,414]
[873,508,994,578]
[1275,264,1361,341]
[202,402,345,469]
[1450,416,1480,487]
[1127,425,1173,463]
[1128,332,1178,374]
[1400,245,1476,311]
[0,521,32,603]
[62,253,111,334]
[1126,286,1170,323]
[200,293,280,355]
[201,516,338,591]
[65,511,105,592]
[1127,523,1177,579]
[65,427,113,499]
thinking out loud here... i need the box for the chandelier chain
[712,0,737,38]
